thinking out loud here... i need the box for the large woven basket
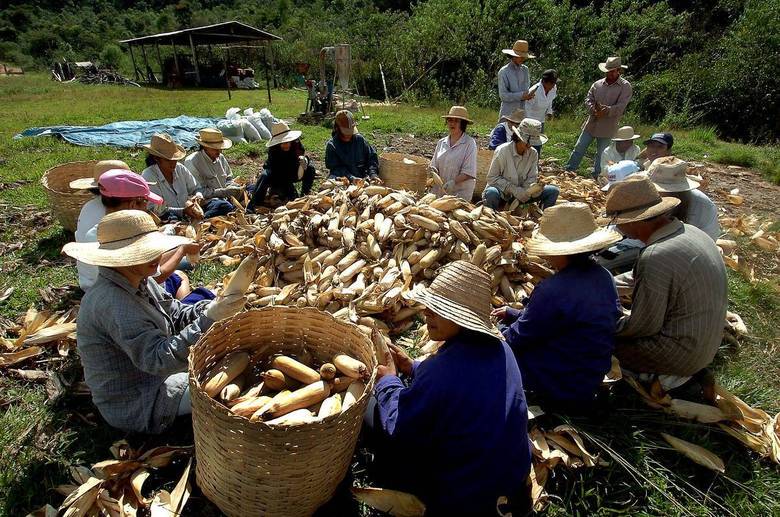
[41,161,98,232]
[189,307,377,517]
[474,148,495,200]
[378,152,429,194]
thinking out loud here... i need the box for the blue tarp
[14,115,222,149]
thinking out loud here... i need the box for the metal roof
[119,21,282,46]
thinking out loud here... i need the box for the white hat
[601,160,642,191]
[648,156,700,192]
[512,118,548,146]
[612,126,640,142]
[598,56,628,73]
[266,121,302,148]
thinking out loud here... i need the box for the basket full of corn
[189,306,377,517]
[378,152,429,194]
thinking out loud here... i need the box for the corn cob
[319,363,337,381]
[317,393,343,419]
[262,380,331,419]
[341,381,366,412]
[334,354,369,380]
[222,254,259,297]
[201,352,250,398]
[271,356,321,384]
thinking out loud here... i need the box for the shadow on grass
[18,228,73,267]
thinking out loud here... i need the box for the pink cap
[98,169,164,205]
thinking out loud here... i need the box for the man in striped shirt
[602,177,728,396]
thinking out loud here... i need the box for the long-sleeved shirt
[503,260,620,403]
[264,140,307,187]
[485,141,538,199]
[600,142,641,176]
[583,77,633,138]
[680,189,720,240]
[488,122,512,150]
[498,62,530,119]
[374,330,531,514]
[183,150,234,199]
[77,267,214,433]
[75,197,105,290]
[616,220,727,375]
[142,163,202,218]
[325,132,379,180]
[429,133,477,200]
[524,81,557,122]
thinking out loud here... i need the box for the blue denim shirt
[503,259,620,404]
[498,61,530,118]
[374,330,532,514]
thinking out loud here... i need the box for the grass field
[1,73,779,516]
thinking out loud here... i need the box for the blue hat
[643,133,674,149]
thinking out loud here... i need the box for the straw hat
[502,40,536,59]
[600,176,680,225]
[501,108,526,124]
[647,156,700,193]
[442,106,473,124]
[598,56,628,73]
[512,118,548,146]
[196,127,233,150]
[69,160,131,190]
[143,133,186,161]
[62,210,191,267]
[410,260,501,339]
[612,126,640,142]
[266,121,303,148]
[526,203,622,256]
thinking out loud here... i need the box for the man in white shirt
[523,69,558,156]
[482,119,559,210]
[599,126,641,181]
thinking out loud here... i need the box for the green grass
[1,73,780,516]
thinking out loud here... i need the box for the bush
[98,43,125,71]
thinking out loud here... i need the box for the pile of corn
[199,350,369,425]
[195,180,557,348]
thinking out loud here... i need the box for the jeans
[249,165,315,208]
[203,198,234,218]
[565,129,610,177]
[483,184,559,210]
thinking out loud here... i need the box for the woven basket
[474,148,495,200]
[41,161,98,232]
[378,152,429,194]
[189,307,377,517]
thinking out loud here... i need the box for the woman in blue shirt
[372,260,532,515]
[494,202,622,412]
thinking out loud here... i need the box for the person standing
[497,40,536,120]
[430,106,478,200]
[565,57,633,177]
[523,69,559,156]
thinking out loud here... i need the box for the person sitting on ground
[183,128,243,207]
[647,156,720,241]
[603,176,727,398]
[75,169,213,304]
[488,108,525,150]
[248,121,316,210]
[430,106,478,200]
[493,203,622,412]
[523,69,559,156]
[325,110,380,183]
[483,118,559,210]
[71,159,131,245]
[64,210,246,434]
[141,133,231,221]
[599,125,641,180]
[370,260,531,515]
[636,132,673,169]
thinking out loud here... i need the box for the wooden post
[224,47,231,100]
[155,43,164,84]
[171,39,181,80]
[128,44,140,82]
[140,44,150,82]
[188,33,201,85]
[264,44,272,104]
[270,42,277,89]
[379,63,390,103]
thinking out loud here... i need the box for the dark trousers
[202,198,234,218]
[249,166,315,208]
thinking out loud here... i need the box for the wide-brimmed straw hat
[196,127,232,150]
[143,133,186,161]
[266,121,303,148]
[410,260,501,339]
[501,108,526,124]
[442,105,473,124]
[600,176,680,225]
[527,203,622,256]
[647,156,700,193]
[512,118,548,146]
[502,40,536,59]
[69,160,131,190]
[62,210,191,267]
[598,56,628,73]
[612,126,640,142]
